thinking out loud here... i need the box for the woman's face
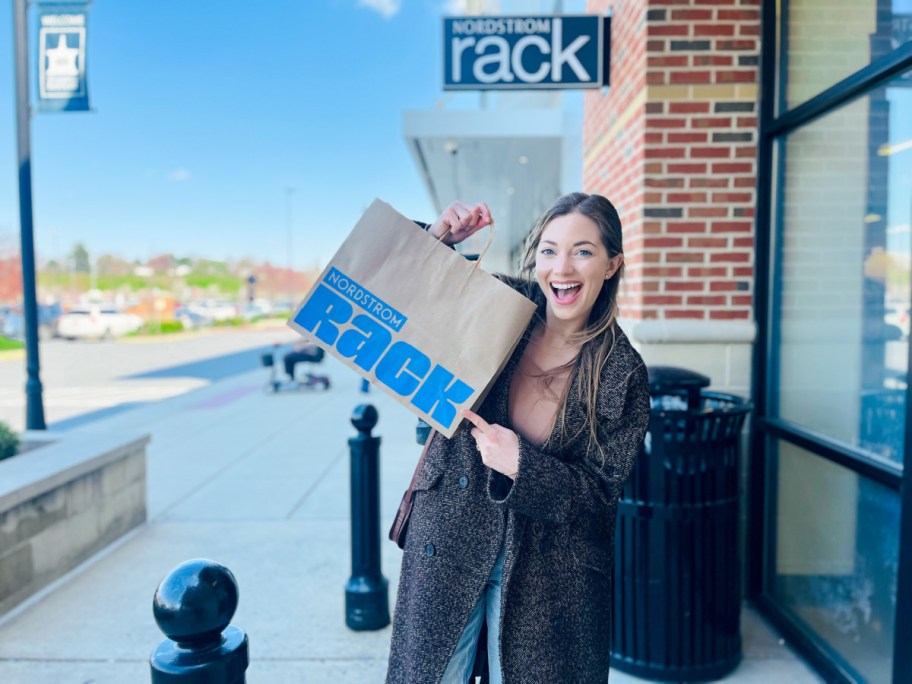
[534,212,622,331]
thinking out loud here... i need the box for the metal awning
[403,107,580,274]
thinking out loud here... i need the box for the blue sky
[0,0,469,270]
[3,1,910,270]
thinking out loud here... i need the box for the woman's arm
[486,362,650,524]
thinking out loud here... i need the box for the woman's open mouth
[551,282,582,305]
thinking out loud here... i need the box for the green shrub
[0,337,25,351]
[157,320,185,334]
[128,321,186,337]
[212,317,246,327]
[253,311,292,322]
[0,421,18,461]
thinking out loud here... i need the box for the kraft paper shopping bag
[287,198,536,438]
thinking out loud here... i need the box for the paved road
[0,325,301,433]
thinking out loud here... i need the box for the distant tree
[234,258,258,275]
[148,253,176,273]
[70,243,90,272]
[193,259,229,275]
[96,253,131,276]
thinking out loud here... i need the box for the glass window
[773,72,912,465]
[781,0,912,110]
[770,440,899,683]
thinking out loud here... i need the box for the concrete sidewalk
[0,354,823,683]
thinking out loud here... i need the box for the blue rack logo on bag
[294,268,475,430]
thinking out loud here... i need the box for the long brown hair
[517,192,625,462]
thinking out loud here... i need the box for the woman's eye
[577,249,593,257]
[540,248,555,256]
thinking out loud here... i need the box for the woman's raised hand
[429,201,492,246]
[463,409,520,480]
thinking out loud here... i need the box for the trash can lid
[647,366,711,395]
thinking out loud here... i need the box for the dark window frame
[751,2,912,683]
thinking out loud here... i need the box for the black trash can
[611,366,752,681]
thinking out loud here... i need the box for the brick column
[584,0,760,394]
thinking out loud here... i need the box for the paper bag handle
[433,220,496,275]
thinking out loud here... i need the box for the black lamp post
[12,0,46,430]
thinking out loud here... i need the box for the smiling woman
[385,192,650,684]
[533,213,623,331]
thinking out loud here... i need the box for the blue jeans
[440,547,505,684]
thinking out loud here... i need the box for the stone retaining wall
[0,430,150,617]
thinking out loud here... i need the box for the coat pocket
[412,459,444,491]
[570,537,613,575]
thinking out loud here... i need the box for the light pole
[285,187,295,303]
[13,0,46,429]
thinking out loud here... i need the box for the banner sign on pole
[37,2,90,112]
[893,14,912,86]
[892,13,912,49]
[443,14,609,91]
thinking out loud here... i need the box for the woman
[386,193,651,684]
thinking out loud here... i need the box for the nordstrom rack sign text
[443,15,609,91]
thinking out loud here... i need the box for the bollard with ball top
[345,403,390,630]
[150,559,249,683]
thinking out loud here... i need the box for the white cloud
[168,169,191,182]
[358,0,402,18]
[441,0,468,13]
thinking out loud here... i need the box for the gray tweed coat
[386,279,650,684]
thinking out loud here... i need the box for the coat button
[553,616,565,632]
[458,475,469,489]
[424,543,436,557]
[539,539,552,554]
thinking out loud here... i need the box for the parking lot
[0,325,299,432]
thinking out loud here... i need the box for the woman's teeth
[552,283,581,302]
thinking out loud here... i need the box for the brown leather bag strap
[406,429,436,493]
[389,428,438,549]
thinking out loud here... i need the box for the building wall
[584,0,647,316]
[584,0,761,395]
[783,0,877,108]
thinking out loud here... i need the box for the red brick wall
[584,0,648,318]
[585,0,760,322]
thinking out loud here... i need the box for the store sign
[37,2,90,112]
[443,15,609,90]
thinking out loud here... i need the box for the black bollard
[345,404,390,631]
[150,559,249,683]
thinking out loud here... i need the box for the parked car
[0,306,17,339]
[885,304,910,339]
[241,302,273,320]
[38,302,62,339]
[187,300,238,322]
[56,307,144,340]
[174,307,211,330]
[0,303,61,340]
